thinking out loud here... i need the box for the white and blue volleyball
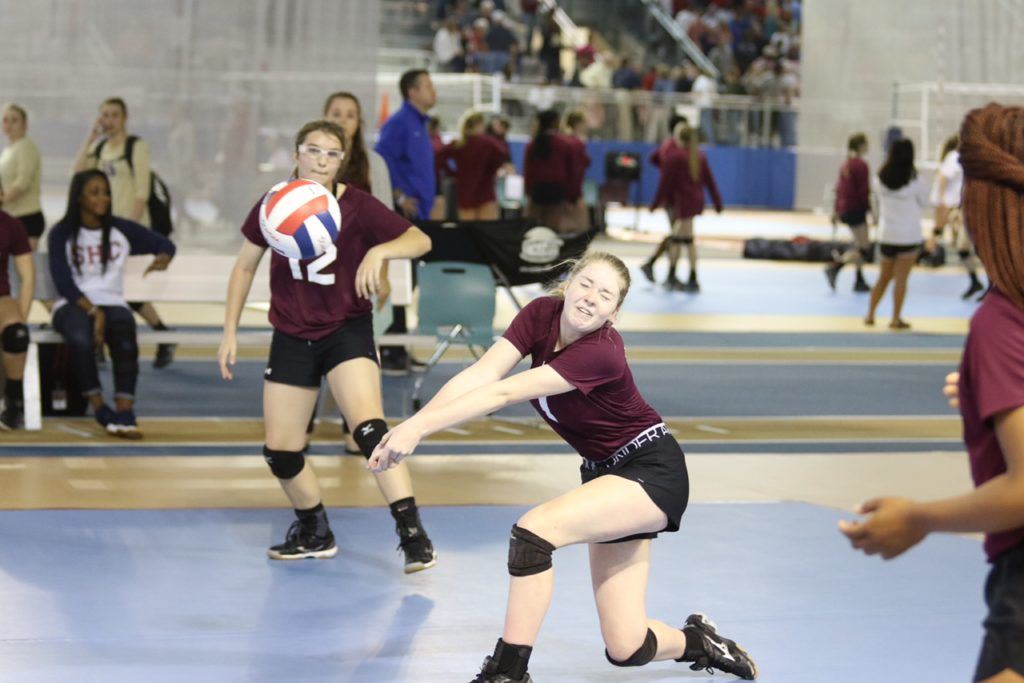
[258,179,341,260]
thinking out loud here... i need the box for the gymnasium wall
[0,0,379,251]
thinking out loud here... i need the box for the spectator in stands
[611,57,642,90]
[482,10,519,75]
[0,104,44,250]
[864,139,930,330]
[563,110,592,231]
[48,170,175,438]
[0,209,32,430]
[674,61,698,92]
[581,52,614,90]
[825,132,873,293]
[649,121,723,292]
[376,69,438,373]
[691,66,719,144]
[524,109,575,232]
[73,97,176,369]
[538,10,563,84]
[467,18,491,73]
[734,29,760,73]
[708,30,737,78]
[520,0,541,54]
[439,110,510,220]
[434,16,465,72]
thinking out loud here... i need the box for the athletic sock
[295,502,329,537]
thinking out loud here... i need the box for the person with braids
[863,138,930,329]
[930,133,987,300]
[523,109,575,232]
[368,252,757,683]
[648,120,723,292]
[841,103,1024,683]
[48,170,175,437]
[439,110,511,221]
[824,133,873,293]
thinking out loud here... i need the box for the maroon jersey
[523,133,576,198]
[834,157,870,215]
[0,211,30,298]
[241,184,411,340]
[502,296,663,462]
[564,135,590,202]
[649,136,678,168]
[650,146,723,219]
[959,289,1024,562]
[439,135,508,209]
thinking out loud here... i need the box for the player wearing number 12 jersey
[217,120,436,571]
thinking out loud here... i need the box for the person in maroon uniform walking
[840,103,1024,683]
[825,133,873,293]
[640,113,688,284]
[368,252,757,683]
[0,210,33,430]
[217,120,437,572]
[439,110,510,220]
[562,110,592,232]
[649,122,723,292]
[524,109,576,233]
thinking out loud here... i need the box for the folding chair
[411,261,496,411]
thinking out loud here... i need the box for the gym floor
[0,221,987,682]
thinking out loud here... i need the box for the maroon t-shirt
[834,157,870,215]
[0,211,30,298]
[523,133,576,197]
[241,184,412,340]
[959,288,1024,562]
[649,136,678,168]
[502,296,663,462]
[439,135,508,209]
[650,146,723,219]
[564,135,590,202]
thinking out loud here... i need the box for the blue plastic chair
[412,261,496,410]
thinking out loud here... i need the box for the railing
[638,0,719,78]
[377,72,797,147]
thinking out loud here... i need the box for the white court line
[695,424,731,435]
[57,424,94,438]
[491,425,525,436]
[444,427,472,435]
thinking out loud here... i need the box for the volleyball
[259,179,341,260]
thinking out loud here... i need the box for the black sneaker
[0,403,23,431]
[680,613,757,680]
[468,656,532,683]
[640,261,656,283]
[107,410,143,440]
[154,343,176,369]
[853,272,871,292]
[962,279,984,300]
[824,262,841,290]
[94,404,117,430]
[267,520,338,560]
[396,515,437,573]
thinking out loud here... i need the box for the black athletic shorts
[16,211,45,238]
[265,314,378,388]
[580,425,689,543]
[839,209,868,227]
[879,242,922,259]
[975,540,1024,681]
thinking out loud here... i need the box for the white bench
[13,252,433,431]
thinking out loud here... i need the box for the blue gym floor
[0,504,987,683]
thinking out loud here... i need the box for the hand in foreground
[367,423,422,473]
[943,371,960,409]
[838,497,927,560]
[355,248,384,300]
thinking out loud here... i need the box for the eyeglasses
[298,144,344,162]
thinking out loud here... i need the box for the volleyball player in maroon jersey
[0,210,32,430]
[217,120,437,572]
[369,252,756,681]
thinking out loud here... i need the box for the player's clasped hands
[367,422,422,473]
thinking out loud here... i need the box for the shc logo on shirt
[74,242,124,268]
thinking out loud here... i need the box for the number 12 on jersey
[288,244,337,285]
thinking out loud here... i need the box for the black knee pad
[263,446,305,479]
[859,246,874,261]
[958,250,971,260]
[1,323,28,354]
[128,302,145,312]
[670,236,693,245]
[508,524,555,577]
[606,628,658,667]
[352,418,388,459]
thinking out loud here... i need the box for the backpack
[93,135,173,237]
